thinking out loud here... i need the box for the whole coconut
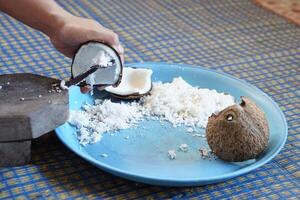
[206,97,269,162]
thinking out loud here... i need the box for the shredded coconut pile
[69,77,235,145]
[92,51,114,67]
[69,99,145,145]
[142,77,235,128]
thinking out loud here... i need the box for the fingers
[88,23,124,62]
[81,85,107,93]
[97,86,107,91]
[80,85,108,93]
[90,26,119,47]
[80,85,92,93]
[51,16,125,66]
[118,44,124,57]
[112,44,124,65]
[120,51,125,66]
[50,38,75,58]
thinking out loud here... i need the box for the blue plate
[55,62,287,186]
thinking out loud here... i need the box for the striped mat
[0,0,299,199]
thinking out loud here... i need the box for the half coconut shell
[206,97,269,162]
[71,41,123,87]
[105,67,153,99]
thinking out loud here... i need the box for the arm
[0,0,124,60]
[0,0,71,38]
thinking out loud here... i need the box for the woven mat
[1,0,300,199]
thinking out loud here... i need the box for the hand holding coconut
[0,0,124,93]
[50,16,124,62]
[0,0,124,61]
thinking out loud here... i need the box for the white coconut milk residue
[69,77,235,145]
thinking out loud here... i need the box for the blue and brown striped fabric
[1,0,300,199]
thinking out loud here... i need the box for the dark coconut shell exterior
[70,41,123,88]
[108,84,152,100]
[206,97,269,162]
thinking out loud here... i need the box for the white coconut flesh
[105,67,152,96]
[71,42,122,86]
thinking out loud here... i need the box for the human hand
[50,15,124,62]
[50,15,124,93]
[0,1,122,93]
